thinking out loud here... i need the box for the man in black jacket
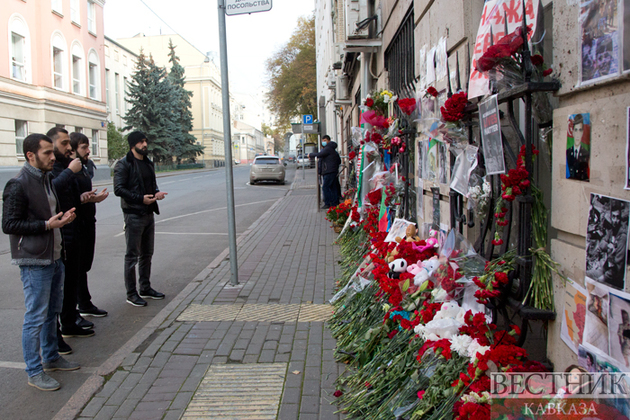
[114,131,167,307]
[70,132,109,319]
[2,134,80,391]
[309,135,341,209]
[48,127,95,343]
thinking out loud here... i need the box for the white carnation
[431,288,448,302]
[450,335,473,357]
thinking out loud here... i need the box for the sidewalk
[59,169,344,420]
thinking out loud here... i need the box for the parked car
[297,154,310,167]
[250,155,286,185]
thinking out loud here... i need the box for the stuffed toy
[412,257,439,286]
[395,223,421,243]
[388,258,408,280]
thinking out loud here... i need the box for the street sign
[225,0,272,16]
[303,114,313,124]
[303,123,320,134]
[291,122,302,134]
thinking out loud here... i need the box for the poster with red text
[468,0,540,99]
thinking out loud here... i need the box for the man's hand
[68,158,82,173]
[143,194,157,205]
[93,188,109,203]
[155,192,167,200]
[80,189,98,204]
[48,208,76,229]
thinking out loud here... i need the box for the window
[9,14,31,83]
[105,68,110,110]
[72,54,82,94]
[51,0,62,14]
[114,72,120,114]
[51,32,67,90]
[75,127,83,133]
[11,33,25,80]
[91,130,99,156]
[15,120,27,155]
[123,76,128,111]
[88,50,100,100]
[87,1,96,34]
[71,0,80,25]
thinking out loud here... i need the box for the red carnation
[542,68,553,77]
[426,86,439,97]
[348,151,356,160]
[365,97,374,107]
[333,390,343,398]
[530,54,544,66]
[397,97,417,115]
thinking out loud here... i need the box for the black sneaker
[126,294,147,307]
[76,315,94,330]
[139,288,165,300]
[79,305,108,318]
[60,325,95,338]
[58,337,72,355]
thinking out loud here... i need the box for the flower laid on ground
[325,199,353,226]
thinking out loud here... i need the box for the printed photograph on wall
[438,141,448,184]
[580,0,620,84]
[625,0,630,71]
[583,278,610,355]
[561,279,588,355]
[427,138,439,182]
[608,290,630,368]
[417,139,424,179]
[585,193,630,290]
[478,95,505,175]
[566,113,591,181]
[578,344,599,372]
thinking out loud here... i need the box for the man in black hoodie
[309,135,341,209]
[114,131,167,307]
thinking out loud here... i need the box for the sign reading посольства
[225,0,272,16]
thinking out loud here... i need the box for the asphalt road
[0,163,296,419]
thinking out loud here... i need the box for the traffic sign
[303,114,313,124]
[225,0,272,16]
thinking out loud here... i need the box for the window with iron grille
[384,6,415,100]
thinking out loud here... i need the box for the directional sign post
[225,0,272,16]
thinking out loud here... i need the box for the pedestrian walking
[2,133,80,391]
[70,132,109,319]
[114,131,167,307]
[308,135,341,209]
[48,127,95,347]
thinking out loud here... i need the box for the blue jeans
[20,259,64,377]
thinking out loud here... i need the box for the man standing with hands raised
[2,133,80,391]
[114,131,167,307]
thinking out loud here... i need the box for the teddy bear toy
[388,258,408,280]
[412,257,439,286]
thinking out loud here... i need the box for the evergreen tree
[124,50,177,163]
[168,39,204,163]
[106,122,126,163]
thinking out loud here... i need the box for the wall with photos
[548,0,630,373]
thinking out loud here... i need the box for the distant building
[0,0,108,183]
[103,36,137,131]
[232,120,264,164]
[115,34,225,166]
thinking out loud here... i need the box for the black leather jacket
[114,151,160,215]
[2,163,62,265]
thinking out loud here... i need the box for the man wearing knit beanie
[113,131,167,307]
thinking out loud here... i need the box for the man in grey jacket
[2,134,80,391]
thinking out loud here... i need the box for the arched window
[87,49,100,100]
[71,41,85,95]
[51,31,67,90]
[8,14,31,83]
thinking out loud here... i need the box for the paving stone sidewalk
[74,170,346,420]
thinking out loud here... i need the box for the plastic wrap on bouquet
[351,126,365,147]
[467,174,492,223]
[450,145,479,196]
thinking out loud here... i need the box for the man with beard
[114,131,167,307]
[47,127,95,351]
[601,200,629,289]
[2,133,80,391]
[70,132,109,321]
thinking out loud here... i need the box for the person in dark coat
[308,135,341,209]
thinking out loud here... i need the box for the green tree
[168,39,204,163]
[124,50,177,163]
[107,122,127,163]
[266,15,317,127]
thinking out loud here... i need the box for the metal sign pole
[218,0,238,285]
[301,136,305,180]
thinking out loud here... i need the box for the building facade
[115,34,225,166]
[315,0,630,373]
[232,120,265,164]
[0,0,108,184]
[103,36,137,132]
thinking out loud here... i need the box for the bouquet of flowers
[326,199,353,226]
[364,89,397,116]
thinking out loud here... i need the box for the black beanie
[128,131,146,148]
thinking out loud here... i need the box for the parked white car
[297,155,310,167]
[250,156,286,185]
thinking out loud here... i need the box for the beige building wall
[104,36,137,131]
[115,34,224,163]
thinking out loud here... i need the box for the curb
[52,176,302,420]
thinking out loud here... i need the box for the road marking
[113,199,278,237]
[0,361,26,370]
